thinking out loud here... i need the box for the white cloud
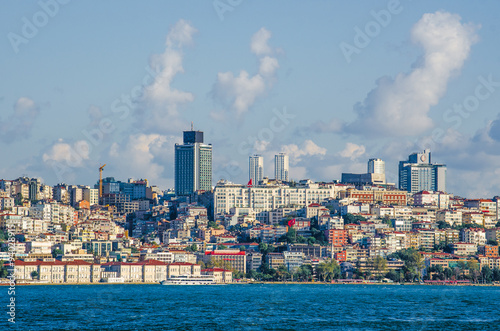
[108,133,179,188]
[42,139,90,168]
[166,19,197,48]
[211,27,279,119]
[253,140,270,153]
[339,142,366,160]
[213,71,266,115]
[347,11,479,137]
[0,97,40,143]
[281,140,327,164]
[138,19,197,133]
[259,56,279,77]
[251,27,272,56]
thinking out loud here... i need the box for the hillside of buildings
[2,168,500,285]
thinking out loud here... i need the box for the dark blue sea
[2,284,500,330]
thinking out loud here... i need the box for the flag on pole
[288,218,296,227]
[247,179,252,187]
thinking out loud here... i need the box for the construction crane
[99,164,106,204]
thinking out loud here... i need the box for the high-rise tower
[274,153,289,182]
[249,155,264,185]
[175,127,212,196]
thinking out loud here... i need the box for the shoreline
[2,281,499,286]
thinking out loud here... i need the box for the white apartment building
[249,155,264,185]
[214,180,343,222]
[275,153,289,182]
[436,210,463,226]
[82,187,99,206]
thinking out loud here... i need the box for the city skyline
[2,2,500,197]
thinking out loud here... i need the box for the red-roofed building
[203,250,246,273]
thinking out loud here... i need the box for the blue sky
[2,0,500,198]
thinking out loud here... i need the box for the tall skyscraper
[275,153,289,182]
[175,128,212,196]
[368,158,385,175]
[398,149,446,193]
[249,155,264,185]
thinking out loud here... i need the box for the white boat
[160,274,217,285]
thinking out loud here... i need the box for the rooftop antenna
[191,121,193,131]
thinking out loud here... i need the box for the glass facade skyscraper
[398,149,446,193]
[175,129,212,196]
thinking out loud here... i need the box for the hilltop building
[398,150,446,193]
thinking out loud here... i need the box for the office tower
[249,155,264,185]
[368,158,385,175]
[398,149,446,193]
[175,128,212,196]
[275,153,289,182]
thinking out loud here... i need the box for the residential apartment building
[274,153,289,182]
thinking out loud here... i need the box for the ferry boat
[160,274,217,285]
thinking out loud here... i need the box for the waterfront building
[203,249,246,273]
[201,268,233,283]
[175,128,212,196]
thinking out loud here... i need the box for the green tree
[487,239,498,246]
[436,221,451,229]
[382,215,393,227]
[455,223,484,230]
[392,248,425,282]
[385,270,400,282]
[14,193,23,206]
[0,229,7,242]
[185,244,198,252]
[317,259,340,282]
[372,256,388,276]
[306,237,316,245]
[443,267,453,280]
[31,271,39,279]
[293,265,313,282]
[0,261,8,278]
[467,260,480,283]
[246,269,262,280]
[218,244,228,250]
[481,265,493,283]
[492,267,500,282]
[276,265,290,281]
[456,261,467,279]
[343,213,366,225]
[207,221,219,229]
[284,227,298,244]
[52,248,63,258]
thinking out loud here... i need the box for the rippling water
[2,284,500,330]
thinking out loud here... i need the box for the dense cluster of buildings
[1,128,500,284]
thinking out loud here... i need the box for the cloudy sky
[2,1,500,198]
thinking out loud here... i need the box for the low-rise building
[201,268,233,283]
[451,243,477,256]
